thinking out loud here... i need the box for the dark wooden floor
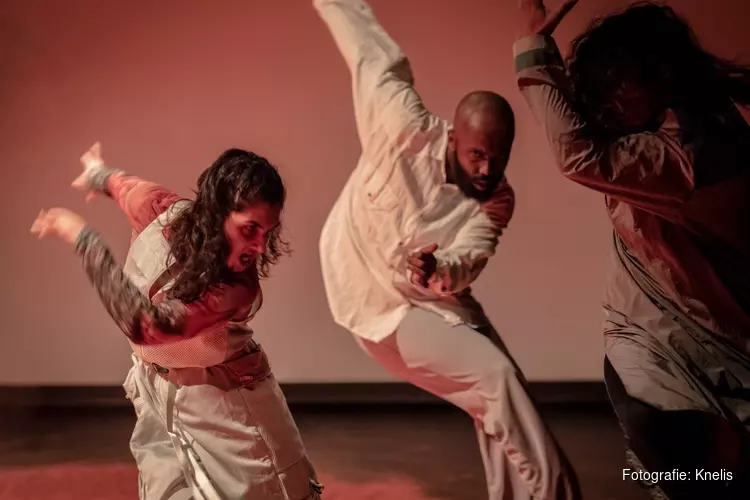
[0,403,650,500]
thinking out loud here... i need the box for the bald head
[454,91,515,135]
[447,91,514,201]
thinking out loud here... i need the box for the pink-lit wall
[1,0,748,384]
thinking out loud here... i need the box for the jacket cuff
[514,35,564,73]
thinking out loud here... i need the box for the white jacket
[316,0,515,341]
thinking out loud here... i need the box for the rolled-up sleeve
[514,34,695,216]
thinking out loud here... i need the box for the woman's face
[222,200,281,273]
[599,79,662,133]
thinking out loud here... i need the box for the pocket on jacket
[362,159,400,212]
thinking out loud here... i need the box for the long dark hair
[166,149,290,302]
[566,2,750,140]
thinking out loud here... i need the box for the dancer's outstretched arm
[314,0,432,156]
[30,207,256,345]
[72,142,184,234]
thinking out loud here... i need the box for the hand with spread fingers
[71,141,106,203]
[519,0,579,36]
[30,208,87,246]
[407,243,439,288]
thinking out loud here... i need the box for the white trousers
[356,308,581,500]
[123,354,322,500]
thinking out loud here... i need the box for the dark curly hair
[566,1,750,141]
[165,149,290,303]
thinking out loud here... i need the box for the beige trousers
[356,308,581,500]
[123,354,322,500]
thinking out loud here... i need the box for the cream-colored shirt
[316,0,515,341]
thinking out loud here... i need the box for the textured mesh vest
[122,200,261,368]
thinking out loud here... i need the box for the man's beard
[448,150,498,202]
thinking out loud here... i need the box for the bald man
[314,1,580,499]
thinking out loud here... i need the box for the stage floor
[0,404,649,499]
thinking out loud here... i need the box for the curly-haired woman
[31,143,323,500]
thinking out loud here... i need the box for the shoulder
[202,276,260,316]
[489,178,515,203]
[114,175,189,233]
[479,178,516,232]
[148,191,190,221]
[160,199,193,223]
[159,199,193,238]
[395,116,449,167]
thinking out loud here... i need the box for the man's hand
[519,0,579,37]
[72,142,105,203]
[408,243,439,288]
[31,208,87,246]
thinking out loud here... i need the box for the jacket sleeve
[426,180,515,295]
[86,166,185,235]
[514,34,695,216]
[74,227,256,345]
[314,0,432,157]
